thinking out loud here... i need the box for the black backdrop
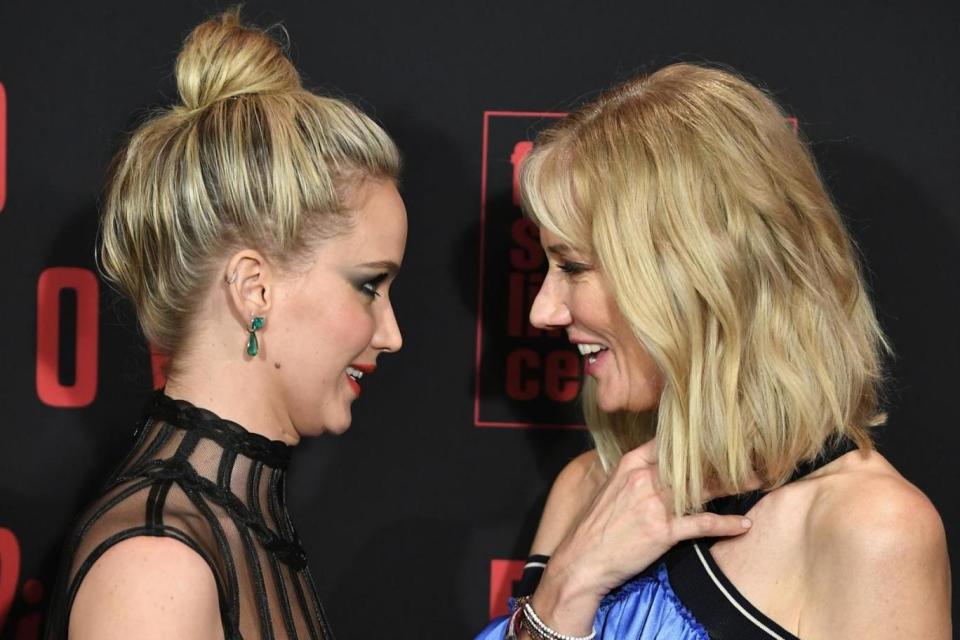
[0,1,958,637]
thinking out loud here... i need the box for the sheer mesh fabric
[44,393,334,639]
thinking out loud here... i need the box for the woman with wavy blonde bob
[45,10,405,639]
[478,64,950,639]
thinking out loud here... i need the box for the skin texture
[163,178,407,443]
[69,538,224,639]
[529,230,663,413]
[70,179,408,638]
[520,227,951,638]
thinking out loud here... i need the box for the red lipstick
[345,363,376,397]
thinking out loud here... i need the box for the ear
[223,250,273,325]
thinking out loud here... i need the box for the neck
[164,343,301,446]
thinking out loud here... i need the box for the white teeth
[576,343,608,356]
[345,366,364,380]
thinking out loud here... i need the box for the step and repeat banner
[1,2,957,637]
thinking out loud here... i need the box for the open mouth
[345,364,375,396]
[576,343,609,364]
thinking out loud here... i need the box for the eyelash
[558,261,590,275]
[360,274,389,298]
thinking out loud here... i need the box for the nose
[529,273,571,329]
[373,301,403,353]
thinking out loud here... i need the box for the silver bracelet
[521,601,597,640]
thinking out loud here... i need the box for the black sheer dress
[44,392,335,639]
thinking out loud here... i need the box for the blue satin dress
[476,560,708,640]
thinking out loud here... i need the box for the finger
[671,512,752,542]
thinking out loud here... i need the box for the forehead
[538,227,578,256]
[324,180,407,260]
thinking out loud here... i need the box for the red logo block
[36,267,99,407]
[489,558,526,619]
[475,112,586,429]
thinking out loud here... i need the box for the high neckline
[702,436,859,518]
[144,391,292,470]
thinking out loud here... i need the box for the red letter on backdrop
[489,559,526,619]
[0,527,20,630]
[0,82,7,213]
[36,268,99,407]
[510,141,533,207]
[505,348,540,400]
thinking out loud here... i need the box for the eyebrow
[357,260,401,275]
[545,243,573,256]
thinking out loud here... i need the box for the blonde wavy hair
[100,8,400,356]
[521,63,889,514]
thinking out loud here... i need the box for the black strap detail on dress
[665,540,800,640]
[702,435,858,523]
[145,391,292,469]
[668,435,859,639]
[44,394,333,640]
[121,456,309,568]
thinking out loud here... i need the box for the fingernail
[741,518,752,528]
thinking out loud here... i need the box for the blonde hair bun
[101,8,400,357]
[175,8,300,112]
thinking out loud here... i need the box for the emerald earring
[246,316,265,357]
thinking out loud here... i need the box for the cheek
[302,310,375,370]
[569,289,605,328]
[339,307,375,349]
[626,349,663,408]
[274,298,374,366]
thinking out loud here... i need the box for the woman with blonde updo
[477,64,950,639]
[44,10,404,639]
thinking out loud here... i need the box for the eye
[359,273,389,299]
[558,261,590,276]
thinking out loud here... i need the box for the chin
[323,410,354,435]
[297,411,352,437]
[320,420,352,435]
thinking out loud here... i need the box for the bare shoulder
[69,536,223,640]
[529,449,607,556]
[807,449,945,556]
[801,449,951,638]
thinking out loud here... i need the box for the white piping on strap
[692,543,788,640]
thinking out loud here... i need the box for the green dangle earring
[246,315,265,357]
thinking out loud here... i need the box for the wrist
[530,563,602,637]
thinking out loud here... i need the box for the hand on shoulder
[803,456,951,639]
[526,441,754,637]
[69,536,224,640]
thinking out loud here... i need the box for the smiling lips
[345,363,376,396]
[575,342,609,376]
